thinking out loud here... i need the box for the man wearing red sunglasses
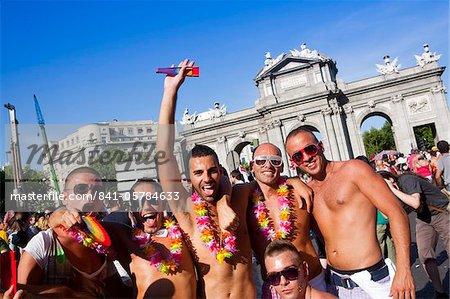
[285,128,415,299]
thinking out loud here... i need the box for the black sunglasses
[266,266,300,286]
[291,143,320,165]
[72,184,105,195]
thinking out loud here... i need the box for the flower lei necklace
[63,216,110,255]
[132,219,183,274]
[252,178,294,240]
[191,192,237,264]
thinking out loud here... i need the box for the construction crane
[34,95,61,196]
[4,103,23,196]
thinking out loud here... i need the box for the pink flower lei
[251,178,294,241]
[64,227,110,255]
[191,192,237,264]
[132,219,183,274]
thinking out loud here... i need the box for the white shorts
[328,258,395,299]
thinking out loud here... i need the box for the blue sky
[1,0,449,164]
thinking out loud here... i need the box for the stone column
[390,95,413,153]
[266,119,290,176]
[258,125,269,144]
[344,106,365,157]
[215,136,228,171]
[321,107,341,160]
[330,98,350,160]
[431,85,450,140]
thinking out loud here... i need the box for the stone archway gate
[180,44,449,176]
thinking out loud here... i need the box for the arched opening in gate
[226,140,258,176]
[360,113,396,159]
[413,123,437,151]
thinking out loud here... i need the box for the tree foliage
[2,165,54,212]
[362,121,396,157]
[88,146,125,193]
[414,125,435,150]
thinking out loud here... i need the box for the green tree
[362,121,396,157]
[88,146,128,193]
[413,125,435,150]
[0,169,5,213]
[3,165,54,212]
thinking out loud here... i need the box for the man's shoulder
[398,174,420,188]
[335,159,371,174]
[398,173,416,181]
[25,229,54,250]
[437,154,450,166]
[232,181,256,196]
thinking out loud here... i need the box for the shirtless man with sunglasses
[264,240,336,299]
[285,128,415,299]
[233,143,324,298]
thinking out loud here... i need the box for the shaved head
[252,143,282,159]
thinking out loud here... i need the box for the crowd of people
[0,59,449,299]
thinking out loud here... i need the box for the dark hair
[377,170,398,183]
[264,240,301,263]
[355,155,370,165]
[437,140,449,153]
[221,166,229,178]
[286,127,318,145]
[64,167,102,188]
[191,144,219,164]
[230,170,244,181]
[129,178,163,211]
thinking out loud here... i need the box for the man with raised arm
[156,59,255,298]
[285,128,415,299]
[233,143,325,298]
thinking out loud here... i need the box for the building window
[137,128,143,134]
[147,128,152,134]
[315,72,322,83]
[119,128,124,135]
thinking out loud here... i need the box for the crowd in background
[0,139,449,298]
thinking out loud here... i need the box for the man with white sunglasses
[285,128,415,299]
[233,143,324,298]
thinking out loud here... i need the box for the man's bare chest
[310,179,357,210]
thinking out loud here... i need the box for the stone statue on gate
[376,55,401,75]
[414,43,441,67]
